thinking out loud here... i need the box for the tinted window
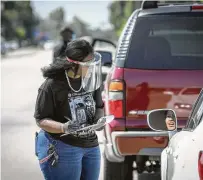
[94,42,116,60]
[125,13,203,70]
[99,52,112,65]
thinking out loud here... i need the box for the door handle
[173,151,179,160]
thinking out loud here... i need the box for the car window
[101,52,112,64]
[94,42,116,60]
[125,13,203,70]
[184,90,203,130]
[196,102,203,126]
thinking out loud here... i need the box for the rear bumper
[104,125,168,162]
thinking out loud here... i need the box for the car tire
[103,154,133,180]
[136,155,148,173]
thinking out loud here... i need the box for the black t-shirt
[34,77,104,148]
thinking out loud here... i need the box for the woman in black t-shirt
[34,39,104,180]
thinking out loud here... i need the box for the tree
[15,27,26,40]
[1,1,39,44]
[1,1,19,40]
[16,1,38,43]
[108,1,122,35]
[49,7,65,30]
[108,1,142,37]
[70,16,90,37]
[109,0,203,37]
[45,7,65,39]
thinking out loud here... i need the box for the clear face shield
[66,52,102,93]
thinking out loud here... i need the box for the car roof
[137,2,203,17]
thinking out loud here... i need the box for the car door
[166,90,203,180]
[91,38,117,88]
[174,107,203,180]
[80,36,116,52]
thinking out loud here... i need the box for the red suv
[102,1,203,180]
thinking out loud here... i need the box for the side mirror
[96,50,113,67]
[147,109,177,132]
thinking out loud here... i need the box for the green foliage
[15,27,26,38]
[109,1,141,37]
[49,7,65,23]
[1,1,39,41]
[124,1,133,18]
[70,16,90,37]
[4,10,18,21]
[46,7,65,38]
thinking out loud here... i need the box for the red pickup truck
[101,1,203,180]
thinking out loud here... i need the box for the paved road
[2,50,50,180]
[2,49,160,180]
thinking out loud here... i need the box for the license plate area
[149,156,161,161]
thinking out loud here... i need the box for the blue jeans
[35,130,101,180]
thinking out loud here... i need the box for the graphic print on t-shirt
[68,92,96,137]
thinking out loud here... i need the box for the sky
[31,1,113,29]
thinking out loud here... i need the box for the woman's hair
[65,39,93,61]
[41,39,93,79]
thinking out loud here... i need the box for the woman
[34,39,104,180]
[165,110,176,131]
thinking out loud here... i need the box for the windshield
[125,13,203,70]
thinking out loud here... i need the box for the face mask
[65,52,102,93]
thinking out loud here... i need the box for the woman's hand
[62,121,80,134]
[94,117,106,131]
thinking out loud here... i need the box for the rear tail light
[198,151,203,180]
[108,80,125,118]
[192,5,203,10]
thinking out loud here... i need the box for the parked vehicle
[102,1,203,179]
[6,40,19,50]
[147,89,203,180]
[43,40,55,50]
[1,39,7,56]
